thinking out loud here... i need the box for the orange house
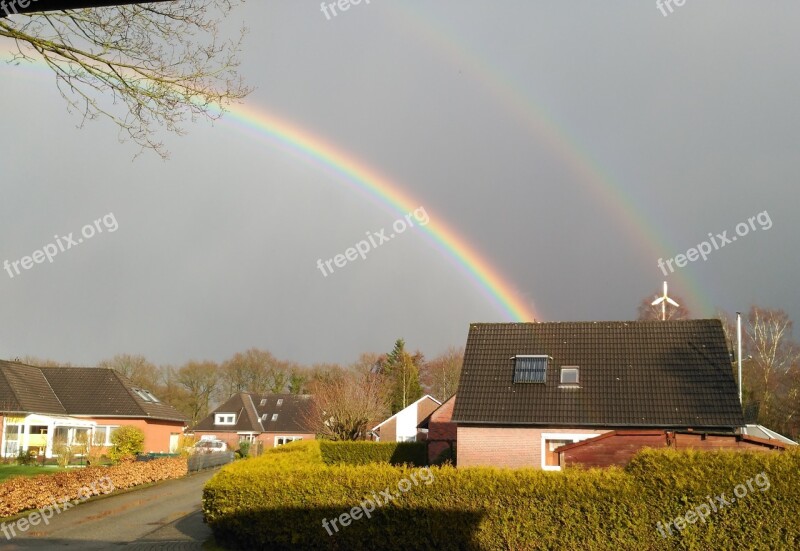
[0,360,187,458]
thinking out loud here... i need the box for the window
[261,414,269,421]
[274,436,302,446]
[133,389,152,402]
[276,399,283,407]
[143,390,160,403]
[541,433,602,471]
[260,399,267,406]
[215,413,236,425]
[560,367,579,385]
[271,414,278,422]
[92,425,118,446]
[544,439,571,467]
[513,355,548,383]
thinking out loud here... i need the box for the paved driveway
[0,469,219,550]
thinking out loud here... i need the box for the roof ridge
[37,365,67,413]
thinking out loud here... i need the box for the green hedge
[203,441,800,550]
[319,441,427,467]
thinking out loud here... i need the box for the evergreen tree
[382,339,424,414]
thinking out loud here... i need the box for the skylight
[277,399,283,407]
[560,367,579,385]
[271,414,278,421]
[514,355,548,383]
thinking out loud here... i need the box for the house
[370,395,441,442]
[190,393,315,450]
[451,320,749,469]
[0,360,187,458]
[418,394,457,463]
[556,429,790,469]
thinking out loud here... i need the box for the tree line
[19,342,464,430]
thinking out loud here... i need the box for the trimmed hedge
[0,457,187,518]
[203,441,800,550]
[320,441,427,467]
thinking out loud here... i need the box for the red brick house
[190,393,315,450]
[451,320,751,469]
[0,360,187,457]
[418,394,457,463]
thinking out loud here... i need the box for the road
[0,468,218,550]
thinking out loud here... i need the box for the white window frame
[215,413,236,425]
[274,436,302,447]
[541,433,600,471]
[92,425,118,446]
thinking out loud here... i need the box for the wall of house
[427,397,457,463]
[561,431,785,469]
[379,418,398,442]
[87,418,185,454]
[457,426,609,469]
[191,431,316,451]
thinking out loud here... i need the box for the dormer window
[560,367,579,385]
[514,355,548,383]
[215,413,236,425]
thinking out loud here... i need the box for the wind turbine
[651,281,679,321]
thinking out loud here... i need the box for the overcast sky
[1,2,798,367]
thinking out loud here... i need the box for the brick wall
[457,426,608,469]
[427,396,456,463]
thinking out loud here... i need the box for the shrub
[236,441,251,459]
[15,450,36,466]
[109,426,145,463]
[203,442,800,550]
[52,437,73,468]
[319,441,427,466]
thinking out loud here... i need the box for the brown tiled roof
[42,367,186,422]
[0,361,66,414]
[191,393,314,434]
[451,320,744,429]
[0,361,186,423]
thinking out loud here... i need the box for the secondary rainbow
[224,103,539,322]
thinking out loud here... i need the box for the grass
[0,464,65,482]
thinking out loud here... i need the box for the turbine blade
[667,298,679,307]
[652,298,664,306]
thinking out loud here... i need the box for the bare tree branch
[0,1,251,157]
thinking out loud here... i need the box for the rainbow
[223,103,539,322]
[387,5,713,316]
[0,52,539,322]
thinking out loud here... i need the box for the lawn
[0,465,64,482]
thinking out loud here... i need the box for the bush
[319,441,427,466]
[109,426,145,463]
[15,450,36,466]
[236,441,251,459]
[203,442,800,550]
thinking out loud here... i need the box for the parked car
[192,439,228,453]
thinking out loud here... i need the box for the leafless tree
[304,369,389,441]
[98,353,160,390]
[176,360,219,426]
[0,1,250,157]
[420,346,463,401]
